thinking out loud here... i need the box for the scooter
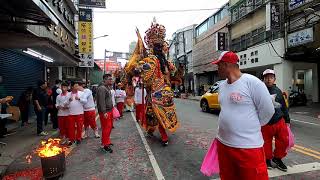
[174,89,181,98]
[289,90,307,106]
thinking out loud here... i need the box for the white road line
[130,112,165,180]
[291,119,320,126]
[211,162,320,180]
[268,162,320,177]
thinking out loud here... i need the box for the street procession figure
[125,19,181,146]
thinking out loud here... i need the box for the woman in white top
[55,82,70,144]
[115,83,126,118]
[134,83,147,123]
[68,81,86,145]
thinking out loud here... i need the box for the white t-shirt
[68,91,85,115]
[56,92,70,117]
[81,89,95,111]
[111,89,116,107]
[134,88,147,104]
[217,74,275,148]
[115,89,127,103]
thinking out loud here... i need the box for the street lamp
[93,34,109,40]
[93,34,109,74]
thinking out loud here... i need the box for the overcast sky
[93,0,228,60]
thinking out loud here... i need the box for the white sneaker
[82,130,88,139]
[61,137,68,145]
[38,131,48,136]
[94,129,100,138]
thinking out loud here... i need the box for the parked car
[200,80,290,112]
[200,80,224,112]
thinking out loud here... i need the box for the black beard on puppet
[153,43,168,75]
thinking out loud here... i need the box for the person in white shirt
[110,85,117,127]
[115,83,126,118]
[134,83,147,123]
[78,82,100,139]
[211,51,274,180]
[68,81,86,145]
[55,82,70,144]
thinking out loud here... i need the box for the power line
[93,8,224,14]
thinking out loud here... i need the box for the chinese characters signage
[216,32,226,51]
[266,2,280,31]
[95,60,121,72]
[288,27,314,47]
[289,0,312,10]
[78,8,93,67]
[79,0,106,8]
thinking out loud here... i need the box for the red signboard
[94,59,121,72]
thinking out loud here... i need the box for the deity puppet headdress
[144,18,166,49]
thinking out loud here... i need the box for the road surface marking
[211,162,320,179]
[272,140,320,160]
[291,119,320,126]
[268,162,320,177]
[130,112,165,180]
[294,145,320,155]
[292,147,320,160]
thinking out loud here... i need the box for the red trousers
[217,140,268,180]
[69,114,84,141]
[116,102,124,117]
[135,104,146,123]
[158,124,168,142]
[99,112,113,146]
[84,110,97,130]
[58,116,69,138]
[261,118,289,160]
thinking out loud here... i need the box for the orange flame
[37,138,63,158]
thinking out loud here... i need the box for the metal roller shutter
[0,49,45,105]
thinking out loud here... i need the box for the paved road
[59,99,320,179]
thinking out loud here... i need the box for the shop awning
[0,32,79,66]
[0,0,59,25]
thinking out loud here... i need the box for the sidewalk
[0,116,58,178]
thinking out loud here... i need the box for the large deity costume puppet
[125,21,182,146]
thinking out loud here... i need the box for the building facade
[193,3,230,95]
[284,0,320,102]
[169,25,197,93]
[0,0,81,103]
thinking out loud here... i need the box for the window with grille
[247,0,254,13]
[239,4,247,18]
[255,0,262,8]
[232,8,239,22]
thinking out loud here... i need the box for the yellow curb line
[294,145,320,155]
[292,147,320,160]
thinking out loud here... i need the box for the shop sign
[78,8,94,67]
[216,32,226,51]
[46,24,75,53]
[46,0,75,27]
[289,0,312,10]
[266,2,281,31]
[79,0,106,8]
[288,27,314,47]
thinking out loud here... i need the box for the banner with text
[78,8,94,67]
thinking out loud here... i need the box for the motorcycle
[289,90,307,107]
[174,89,181,98]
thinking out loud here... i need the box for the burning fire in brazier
[36,138,66,179]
